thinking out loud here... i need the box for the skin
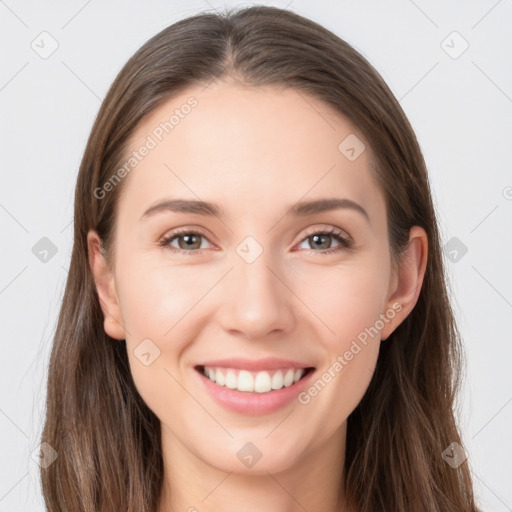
[88,79,427,512]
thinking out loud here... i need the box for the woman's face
[90,80,413,475]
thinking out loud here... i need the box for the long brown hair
[40,5,480,511]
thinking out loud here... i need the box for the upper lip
[195,357,315,372]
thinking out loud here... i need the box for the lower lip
[194,367,316,415]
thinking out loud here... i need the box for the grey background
[0,0,511,510]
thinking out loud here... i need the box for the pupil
[312,234,330,250]
[180,234,200,249]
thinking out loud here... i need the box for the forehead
[118,81,384,224]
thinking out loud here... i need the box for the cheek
[117,253,205,342]
[292,262,386,415]
[292,260,389,349]
[115,256,205,404]
[119,278,195,428]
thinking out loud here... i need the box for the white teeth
[283,369,295,387]
[215,368,225,386]
[293,369,303,383]
[202,366,307,393]
[271,370,284,389]
[237,370,254,392]
[225,370,237,389]
[254,371,272,393]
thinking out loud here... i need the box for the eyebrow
[140,197,369,222]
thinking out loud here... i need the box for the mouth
[193,358,317,415]
[194,365,315,394]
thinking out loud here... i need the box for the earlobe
[87,230,126,340]
[381,226,428,340]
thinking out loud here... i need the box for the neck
[157,422,348,512]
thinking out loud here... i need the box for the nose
[216,254,295,341]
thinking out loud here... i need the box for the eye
[296,227,352,255]
[159,228,213,255]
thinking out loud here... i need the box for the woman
[40,5,480,511]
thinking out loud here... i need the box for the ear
[87,230,126,340]
[380,226,428,340]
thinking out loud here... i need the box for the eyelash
[158,226,352,256]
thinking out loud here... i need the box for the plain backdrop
[0,1,511,510]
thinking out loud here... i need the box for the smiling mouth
[195,365,315,393]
